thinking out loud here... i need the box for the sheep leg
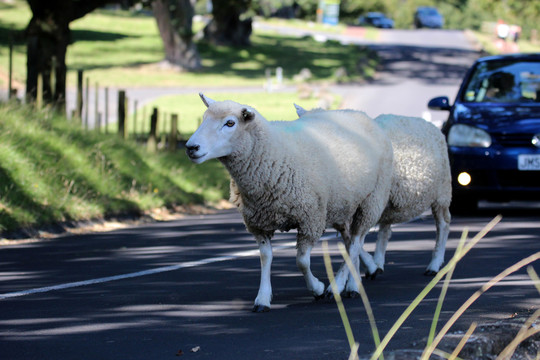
[253,236,273,312]
[326,232,369,298]
[335,225,376,294]
[367,224,392,279]
[425,205,451,276]
[297,244,325,299]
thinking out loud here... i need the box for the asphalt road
[1,205,539,360]
[335,28,482,127]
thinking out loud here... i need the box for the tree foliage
[249,0,539,39]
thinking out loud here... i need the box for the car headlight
[447,124,492,148]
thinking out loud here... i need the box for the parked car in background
[358,12,394,29]
[414,6,444,28]
[428,53,540,212]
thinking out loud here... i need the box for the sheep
[186,93,394,312]
[295,105,452,279]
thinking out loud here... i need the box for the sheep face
[186,94,254,164]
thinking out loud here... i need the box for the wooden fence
[5,34,187,152]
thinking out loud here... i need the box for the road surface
[1,206,539,359]
[335,28,481,127]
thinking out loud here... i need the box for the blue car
[414,6,444,29]
[428,53,540,212]
[358,12,394,29]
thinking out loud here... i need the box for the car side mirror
[428,96,451,111]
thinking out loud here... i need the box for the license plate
[518,154,540,170]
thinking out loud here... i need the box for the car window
[462,60,540,103]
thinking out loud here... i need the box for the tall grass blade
[371,215,502,360]
[496,309,540,360]
[495,268,540,359]
[337,242,383,360]
[427,229,468,347]
[322,240,358,358]
[448,322,477,360]
[422,251,540,359]
[526,266,540,295]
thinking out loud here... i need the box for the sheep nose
[186,144,200,157]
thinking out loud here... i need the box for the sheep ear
[294,103,307,117]
[241,108,254,122]
[199,93,216,108]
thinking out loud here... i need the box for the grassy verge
[125,91,342,136]
[471,30,540,54]
[0,88,341,236]
[0,103,229,236]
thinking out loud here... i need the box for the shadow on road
[369,44,481,86]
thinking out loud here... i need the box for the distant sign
[319,0,340,26]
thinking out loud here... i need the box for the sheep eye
[225,119,235,128]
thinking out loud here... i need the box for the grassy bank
[0,88,340,237]
[0,104,229,236]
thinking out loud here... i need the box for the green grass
[0,2,366,235]
[471,30,540,55]
[125,91,342,136]
[0,1,378,89]
[0,104,229,234]
[0,1,30,89]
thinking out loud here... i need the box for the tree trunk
[152,0,201,71]
[25,14,69,109]
[204,0,252,47]
[25,0,111,110]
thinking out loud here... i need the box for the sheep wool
[186,94,394,311]
[293,104,452,280]
[372,114,452,276]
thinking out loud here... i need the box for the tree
[151,0,201,70]
[24,0,113,109]
[204,0,253,46]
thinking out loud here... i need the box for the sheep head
[186,94,255,164]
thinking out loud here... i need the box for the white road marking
[0,235,336,300]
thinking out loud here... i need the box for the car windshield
[462,59,540,103]
[419,8,439,16]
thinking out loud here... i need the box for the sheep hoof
[323,290,334,300]
[343,291,360,299]
[366,268,384,280]
[252,304,270,313]
[314,293,325,301]
[424,269,438,276]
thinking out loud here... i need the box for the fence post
[161,112,168,146]
[75,70,83,120]
[147,107,158,153]
[8,32,13,100]
[133,100,138,139]
[84,77,89,129]
[97,113,102,132]
[36,73,43,109]
[104,87,109,134]
[117,90,126,138]
[169,114,178,152]
[94,82,99,131]
[50,56,56,99]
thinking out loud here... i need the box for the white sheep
[295,105,452,279]
[186,94,394,312]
